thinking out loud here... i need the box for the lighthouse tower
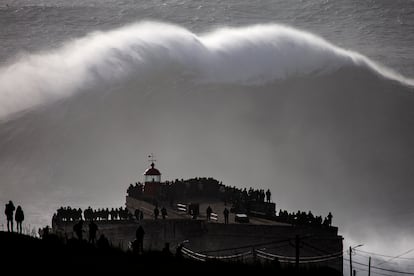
[143,155,161,198]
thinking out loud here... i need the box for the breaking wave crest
[0,21,413,119]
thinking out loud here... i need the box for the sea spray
[0,21,412,120]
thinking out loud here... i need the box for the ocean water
[1,0,414,76]
[0,0,414,268]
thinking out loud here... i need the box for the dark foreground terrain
[1,231,341,275]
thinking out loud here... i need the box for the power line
[355,249,414,261]
[344,258,414,275]
[185,234,414,275]
[377,249,414,266]
[353,252,372,259]
[183,238,344,265]
[199,237,291,253]
[303,241,414,275]
[183,246,252,261]
[256,249,343,263]
[354,252,407,266]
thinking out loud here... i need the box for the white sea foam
[0,21,412,119]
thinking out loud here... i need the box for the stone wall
[53,218,342,273]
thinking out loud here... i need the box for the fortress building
[53,157,343,273]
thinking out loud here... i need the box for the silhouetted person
[39,225,50,239]
[266,189,271,203]
[161,207,167,219]
[15,205,24,234]
[140,211,144,220]
[88,220,98,244]
[189,203,199,219]
[327,212,333,226]
[135,225,145,253]
[110,208,116,220]
[134,209,141,221]
[223,208,229,224]
[97,234,110,249]
[206,206,212,221]
[5,200,15,232]
[73,219,84,240]
[162,242,172,257]
[52,213,58,229]
[154,206,159,220]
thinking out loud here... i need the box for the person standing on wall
[223,208,229,224]
[135,225,145,253]
[15,205,24,234]
[206,206,212,221]
[5,200,15,232]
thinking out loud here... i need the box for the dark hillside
[1,232,340,275]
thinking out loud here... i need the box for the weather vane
[148,153,156,164]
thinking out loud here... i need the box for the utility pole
[295,235,300,269]
[349,244,363,276]
[349,246,353,276]
[368,256,371,276]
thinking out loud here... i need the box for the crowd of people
[127,177,225,203]
[3,180,333,240]
[53,206,133,223]
[126,176,279,209]
[126,178,336,227]
[152,205,168,220]
[53,205,172,225]
[225,187,272,203]
[3,200,25,233]
[127,183,144,198]
[65,219,111,249]
[277,210,333,227]
[127,178,273,213]
[221,186,272,209]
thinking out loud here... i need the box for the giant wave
[0,21,413,120]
